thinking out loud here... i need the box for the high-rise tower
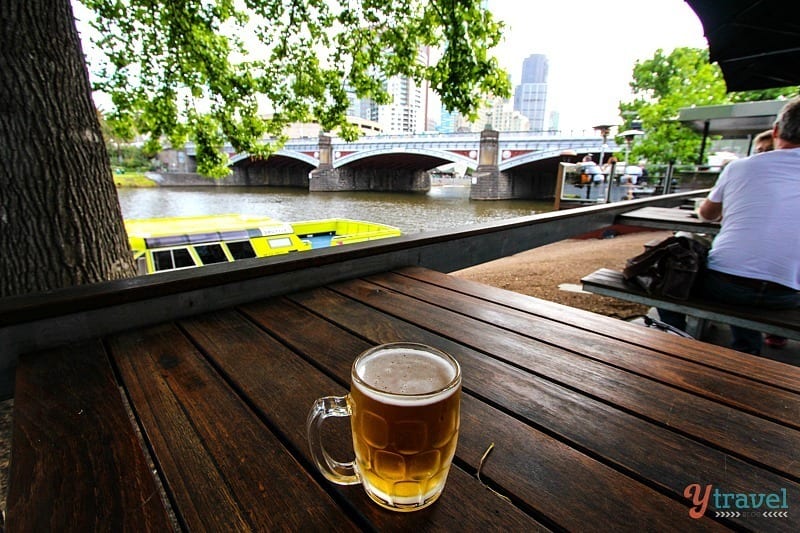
[513,54,548,132]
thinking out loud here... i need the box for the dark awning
[678,100,786,137]
[678,100,788,163]
[684,0,800,91]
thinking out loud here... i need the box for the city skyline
[488,0,708,131]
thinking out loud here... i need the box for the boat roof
[125,214,291,238]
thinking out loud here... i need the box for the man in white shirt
[662,97,800,355]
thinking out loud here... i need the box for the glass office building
[513,54,549,132]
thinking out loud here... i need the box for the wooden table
[617,206,721,234]
[7,267,800,531]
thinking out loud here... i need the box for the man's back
[707,147,800,289]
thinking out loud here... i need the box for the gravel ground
[453,229,672,319]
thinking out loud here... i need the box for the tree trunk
[0,0,135,297]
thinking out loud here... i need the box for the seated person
[621,163,643,184]
[658,98,800,354]
[753,129,788,349]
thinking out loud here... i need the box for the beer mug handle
[307,396,360,485]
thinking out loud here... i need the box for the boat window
[227,240,257,260]
[152,248,195,271]
[195,243,228,265]
[173,248,194,268]
[268,237,293,249]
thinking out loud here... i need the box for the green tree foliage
[80,0,511,177]
[618,47,726,165]
[729,87,799,103]
[618,47,799,165]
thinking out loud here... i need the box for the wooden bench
[581,268,800,340]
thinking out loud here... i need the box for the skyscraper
[377,73,425,133]
[513,54,548,132]
[347,49,428,134]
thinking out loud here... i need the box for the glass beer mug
[307,343,462,512]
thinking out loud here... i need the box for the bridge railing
[185,129,615,155]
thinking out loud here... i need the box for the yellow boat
[125,214,402,275]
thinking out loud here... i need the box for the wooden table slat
[6,341,173,532]
[371,271,800,430]
[403,266,800,394]
[617,206,720,234]
[108,323,358,531]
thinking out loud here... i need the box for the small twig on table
[477,442,512,504]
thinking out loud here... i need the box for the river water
[116,185,555,234]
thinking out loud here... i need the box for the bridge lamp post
[621,129,645,165]
[593,124,614,167]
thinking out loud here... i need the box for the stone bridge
[173,131,619,200]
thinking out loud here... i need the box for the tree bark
[0,0,135,297]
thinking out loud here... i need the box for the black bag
[622,236,709,300]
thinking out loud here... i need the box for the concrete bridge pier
[470,129,513,200]
[309,134,339,191]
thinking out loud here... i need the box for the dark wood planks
[10,264,799,531]
[338,274,800,473]
[406,265,800,394]
[374,270,800,430]
[6,341,172,532]
[241,295,731,531]
[180,309,549,532]
[108,322,358,532]
[272,276,799,531]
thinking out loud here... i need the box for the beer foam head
[353,344,460,404]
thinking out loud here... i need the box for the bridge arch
[333,146,478,170]
[229,149,319,168]
[499,148,567,171]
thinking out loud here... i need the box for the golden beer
[307,343,461,512]
[350,345,461,509]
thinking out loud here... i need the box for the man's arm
[698,199,722,222]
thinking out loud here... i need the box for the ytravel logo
[684,484,790,519]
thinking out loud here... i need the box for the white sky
[487,0,708,131]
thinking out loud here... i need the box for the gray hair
[775,96,800,143]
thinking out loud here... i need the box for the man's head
[773,97,800,148]
[754,129,774,153]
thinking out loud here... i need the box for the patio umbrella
[684,0,800,91]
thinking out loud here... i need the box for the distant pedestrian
[754,129,774,154]
[579,155,602,198]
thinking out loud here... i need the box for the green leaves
[619,46,799,165]
[80,0,509,176]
